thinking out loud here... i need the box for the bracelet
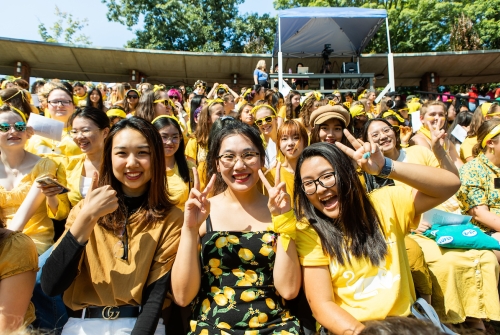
[377,157,394,179]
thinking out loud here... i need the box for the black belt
[68,306,141,319]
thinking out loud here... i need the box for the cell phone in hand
[35,177,70,194]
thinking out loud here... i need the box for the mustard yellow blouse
[167,161,195,212]
[25,128,82,157]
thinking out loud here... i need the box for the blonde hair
[256,60,266,70]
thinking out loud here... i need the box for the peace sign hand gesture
[335,129,386,176]
[258,162,291,215]
[424,119,446,152]
[184,168,216,230]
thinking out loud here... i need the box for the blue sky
[0,0,277,48]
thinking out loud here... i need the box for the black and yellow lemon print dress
[188,216,302,335]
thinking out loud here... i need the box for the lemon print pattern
[189,220,301,334]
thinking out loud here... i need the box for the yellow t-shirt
[264,166,295,207]
[0,230,38,325]
[296,186,416,322]
[460,136,477,162]
[167,161,195,212]
[185,138,207,190]
[63,154,86,208]
[278,106,287,120]
[73,93,88,107]
[25,129,82,157]
[0,158,70,254]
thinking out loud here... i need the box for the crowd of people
[0,73,500,335]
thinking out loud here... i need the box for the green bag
[422,223,500,250]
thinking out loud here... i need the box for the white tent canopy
[273,7,387,57]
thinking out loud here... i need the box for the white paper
[421,208,472,226]
[451,125,468,143]
[411,111,422,133]
[27,113,64,141]
[279,80,292,97]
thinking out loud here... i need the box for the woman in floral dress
[171,119,302,334]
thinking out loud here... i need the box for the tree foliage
[38,6,92,46]
[103,0,276,53]
[273,0,500,53]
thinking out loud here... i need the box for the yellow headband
[106,108,127,119]
[358,89,367,101]
[350,104,366,118]
[153,99,175,108]
[8,106,27,123]
[312,91,322,101]
[153,84,166,92]
[250,104,277,116]
[217,85,228,92]
[242,88,252,98]
[482,124,500,148]
[382,110,404,123]
[126,89,141,97]
[207,98,224,109]
[151,114,181,125]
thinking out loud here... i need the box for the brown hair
[472,119,500,157]
[193,101,223,148]
[420,100,447,117]
[467,106,485,137]
[277,120,309,156]
[135,91,156,122]
[285,90,301,120]
[97,117,172,232]
[299,96,325,128]
[0,88,32,118]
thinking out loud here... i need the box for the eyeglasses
[217,151,260,168]
[168,95,179,100]
[301,172,336,195]
[127,95,139,99]
[161,134,180,144]
[48,100,72,107]
[370,126,394,140]
[255,115,276,127]
[69,128,93,138]
[0,122,27,132]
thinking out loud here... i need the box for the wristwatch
[377,157,394,179]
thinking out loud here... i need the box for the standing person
[124,89,140,115]
[153,115,194,212]
[72,82,87,108]
[253,60,269,88]
[86,87,108,113]
[26,86,82,157]
[253,104,279,169]
[64,107,110,208]
[278,90,301,121]
[41,117,184,335]
[294,134,460,334]
[172,120,302,334]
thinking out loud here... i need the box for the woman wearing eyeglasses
[41,117,183,335]
[294,133,460,334]
[153,115,194,212]
[123,89,140,115]
[185,100,224,189]
[26,85,82,157]
[173,119,301,334]
[252,104,278,169]
[86,87,108,113]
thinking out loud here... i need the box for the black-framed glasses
[0,121,27,132]
[217,151,260,168]
[48,100,72,107]
[301,172,336,195]
[127,95,139,99]
[255,115,276,126]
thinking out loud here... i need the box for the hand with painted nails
[335,129,386,175]
[184,168,216,230]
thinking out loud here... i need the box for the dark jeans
[32,246,68,334]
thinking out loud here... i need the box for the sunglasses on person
[168,95,179,100]
[0,121,27,132]
[127,95,139,99]
[154,99,175,108]
[255,115,276,127]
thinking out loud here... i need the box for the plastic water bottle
[288,68,292,74]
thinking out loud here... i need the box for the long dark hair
[294,143,388,266]
[98,117,172,232]
[206,119,266,196]
[362,118,401,149]
[85,88,105,112]
[69,106,110,130]
[189,95,205,133]
[285,90,301,120]
[153,116,190,183]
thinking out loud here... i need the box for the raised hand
[399,126,412,146]
[258,162,291,215]
[184,168,216,230]
[83,172,119,219]
[335,129,386,176]
[424,119,446,152]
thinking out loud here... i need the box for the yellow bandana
[382,110,404,123]
[418,126,432,140]
[350,104,366,118]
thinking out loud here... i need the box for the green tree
[273,0,500,53]
[103,0,276,53]
[38,6,92,46]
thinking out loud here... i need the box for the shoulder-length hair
[135,91,155,122]
[206,118,266,196]
[278,119,309,156]
[293,143,388,266]
[0,88,32,118]
[153,116,190,183]
[98,117,172,231]
[86,88,104,112]
[285,90,301,120]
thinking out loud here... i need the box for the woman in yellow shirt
[25,86,82,157]
[64,107,110,208]
[461,107,484,162]
[278,90,301,121]
[294,132,460,334]
[296,91,323,134]
[153,115,194,212]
